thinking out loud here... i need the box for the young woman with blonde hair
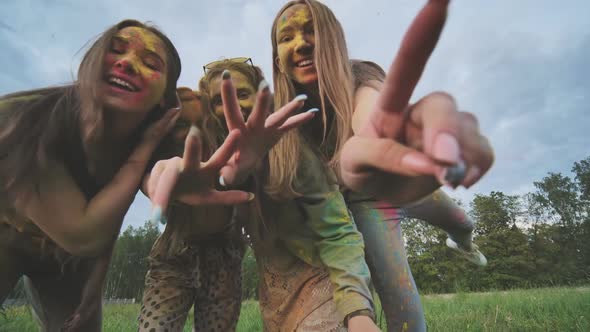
[254,1,494,330]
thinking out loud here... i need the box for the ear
[275,56,284,74]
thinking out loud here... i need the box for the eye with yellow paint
[237,89,252,100]
[143,54,163,71]
[211,95,222,108]
[279,33,294,43]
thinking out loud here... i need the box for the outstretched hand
[145,126,253,224]
[218,71,317,187]
[341,0,493,203]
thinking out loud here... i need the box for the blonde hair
[198,60,265,158]
[268,0,354,198]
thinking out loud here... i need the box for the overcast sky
[1,0,588,230]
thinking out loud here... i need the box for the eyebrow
[277,25,294,36]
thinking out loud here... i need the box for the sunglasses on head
[202,57,254,74]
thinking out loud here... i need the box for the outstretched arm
[20,107,180,257]
[341,0,493,204]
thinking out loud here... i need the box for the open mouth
[295,59,314,68]
[107,76,138,92]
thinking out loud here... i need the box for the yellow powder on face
[115,27,167,79]
[278,4,312,32]
[122,27,164,55]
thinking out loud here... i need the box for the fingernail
[439,161,466,188]
[151,206,167,225]
[247,193,255,202]
[463,166,481,188]
[258,79,269,92]
[400,153,432,171]
[188,125,200,137]
[222,70,231,80]
[433,132,460,164]
[306,108,320,113]
[293,94,308,102]
[219,175,226,187]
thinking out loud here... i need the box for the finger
[178,190,254,206]
[146,161,166,199]
[151,160,182,223]
[409,92,461,165]
[460,134,494,188]
[265,95,308,128]
[378,0,449,113]
[221,70,247,131]
[182,126,202,172]
[154,105,181,129]
[340,136,439,177]
[205,129,241,170]
[278,109,317,131]
[246,80,272,130]
[164,111,182,132]
[144,106,181,140]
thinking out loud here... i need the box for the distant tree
[104,221,160,300]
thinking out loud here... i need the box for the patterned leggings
[138,239,244,332]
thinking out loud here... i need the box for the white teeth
[108,77,136,91]
[296,59,313,67]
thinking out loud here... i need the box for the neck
[102,108,148,143]
[295,81,321,107]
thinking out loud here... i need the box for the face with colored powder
[275,4,318,88]
[172,87,203,143]
[207,70,257,120]
[102,26,168,114]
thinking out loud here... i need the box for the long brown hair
[0,19,181,205]
[268,0,354,197]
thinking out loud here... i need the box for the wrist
[344,309,375,328]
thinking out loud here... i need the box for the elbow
[59,234,111,258]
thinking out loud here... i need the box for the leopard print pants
[137,239,244,332]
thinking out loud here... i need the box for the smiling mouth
[295,59,314,68]
[107,76,138,92]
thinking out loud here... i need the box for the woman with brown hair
[0,19,242,331]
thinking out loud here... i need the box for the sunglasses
[202,57,254,74]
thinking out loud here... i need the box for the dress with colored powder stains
[245,143,374,331]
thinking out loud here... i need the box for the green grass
[2,287,588,331]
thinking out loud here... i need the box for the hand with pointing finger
[340,0,494,204]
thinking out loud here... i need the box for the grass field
[1,286,588,331]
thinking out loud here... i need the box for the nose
[294,35,313,55]
[114,55,138,75]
